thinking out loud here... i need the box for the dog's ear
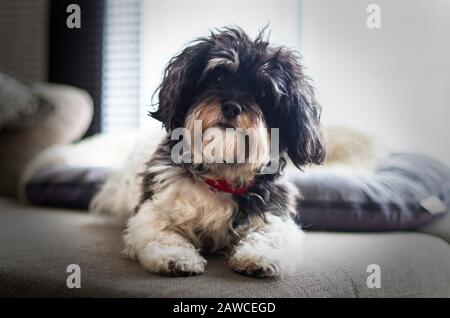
[274,49,326,168]
[150,41,211,130]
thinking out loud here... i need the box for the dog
[91,27,326,278]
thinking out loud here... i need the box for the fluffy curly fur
[92,27,326,278]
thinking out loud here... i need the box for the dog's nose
[221,101,242,119]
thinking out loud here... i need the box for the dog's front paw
[138,243,207,277]
[229,252,280,278]
[162,256,206,277]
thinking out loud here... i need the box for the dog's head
[151,27,325,173]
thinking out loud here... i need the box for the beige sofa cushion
[0,197,449,297]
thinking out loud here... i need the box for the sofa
[1,197,450,297]
[1,82,450,298]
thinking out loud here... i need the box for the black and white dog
[92,27,325,278]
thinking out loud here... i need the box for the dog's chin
[215,122,235,130]
[203,162,256,183]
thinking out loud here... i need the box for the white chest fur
[150,175,238,251]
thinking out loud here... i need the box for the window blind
[101,0,141,133]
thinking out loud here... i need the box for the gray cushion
[292,153,450,231]
[24,166,111,209]
[0,70,41,129]
[1,197,449,297]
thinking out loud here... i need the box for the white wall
[140,0,301,130]
[140,0,450,164]
[301,0,450,164]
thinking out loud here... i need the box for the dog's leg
[124,202,206,276]
[229,215,304,278]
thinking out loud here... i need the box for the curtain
[48,0,106,136]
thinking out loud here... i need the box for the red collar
[203,178,253,196]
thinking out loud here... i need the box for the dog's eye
[216,74,224,83]
[259,90,266,99]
